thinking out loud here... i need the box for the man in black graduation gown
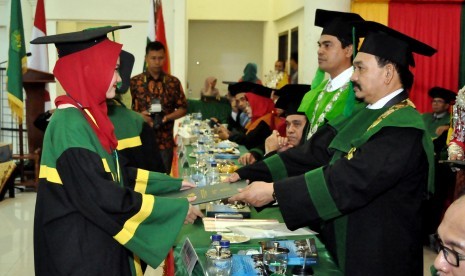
[229,21,436,275]
[238,84,310,165]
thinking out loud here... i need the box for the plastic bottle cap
[220,240,230,247]
[211,234,222,241]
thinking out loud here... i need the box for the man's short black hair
[145,41,166,55]
[290,52,298,63]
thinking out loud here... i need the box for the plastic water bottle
[207,150,216,166]
[207,162,220,185]
[220,240,231,256]
[207,234,222,254]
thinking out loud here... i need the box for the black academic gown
[230,120,273,150]
[235,92,434,276]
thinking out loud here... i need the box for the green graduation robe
[236,91,434,275]
[299,79,352,138]
[421,112,450,138]
[108,101,165,173]
[35,107,188,276]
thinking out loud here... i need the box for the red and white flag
[28,0,50,111]
[148,0,170,74]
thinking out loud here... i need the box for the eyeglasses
[434,234,465,267]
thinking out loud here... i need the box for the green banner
[6,0,27,124]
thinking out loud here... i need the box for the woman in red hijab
[239,92,286,150]
[31,26,202,276]
[245,93,285,133]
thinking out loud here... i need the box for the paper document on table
[228,223,318,239]
[202,217,279,232]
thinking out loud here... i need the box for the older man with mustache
[228,21,436,275]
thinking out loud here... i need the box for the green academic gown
[236,91,434,275]
[34,107,188,276]
[298,79,352,138]
[422,112,450,138]
[108,101,165,173]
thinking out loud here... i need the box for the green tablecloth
[187,98,231,124]
[173,145,343,275]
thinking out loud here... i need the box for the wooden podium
[14,68,55,187]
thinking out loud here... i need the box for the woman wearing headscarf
[200,76,220,101]
[240,92,286,150]
[238,62,262,84]
[31,26,202,276]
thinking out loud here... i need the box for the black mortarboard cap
[428,87,456,103]
[30,25,131,57]
[116,50,135,94]
[354,21,436,67]
[275,84,311,116]
[228,81,273,98]
[315,9,364,42]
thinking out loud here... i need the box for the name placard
[180,237,199,276]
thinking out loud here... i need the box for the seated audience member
[422,86,457,245]
[211,92,245,134]
[264,60,289,90]
[238,63,262,84]
[215,82,260,141]
[200,76,221,101]
[217,82,285,150]
[433,193,465,275]
[275,60,289,89]
[239,84,310,165]
[31,26,203,275]
[289,52,298,84]
[228,21,436,275]
[422,86,456,139]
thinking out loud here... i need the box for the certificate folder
[162,180,248,205]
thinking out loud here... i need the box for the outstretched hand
[184,197,204,224]
[228,181,274,207]
[224,172,241,183]
[180,180,196,191]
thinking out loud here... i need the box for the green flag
[7,0,27,124]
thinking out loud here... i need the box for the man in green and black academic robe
[422,86,456,139]
[229,21,436,276]
[421,87,456,247]
[298,9,364,140]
